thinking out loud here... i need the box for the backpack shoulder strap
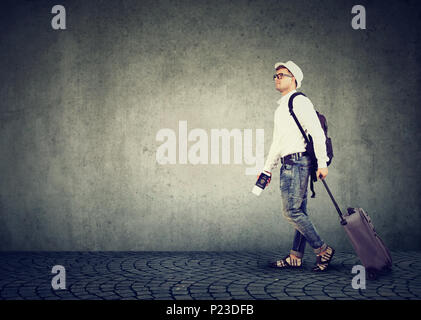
[288,92,309,144]
[288,92,306,111]
[288,92,318,198]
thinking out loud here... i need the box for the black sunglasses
[273,73,293,80]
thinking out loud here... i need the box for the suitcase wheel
[366,268,378,280]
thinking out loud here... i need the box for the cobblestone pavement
[0,251,420,300]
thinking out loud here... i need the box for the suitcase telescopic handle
[320,178,347,225]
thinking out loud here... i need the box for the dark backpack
[288,92,334,197]
[314,111,333,167]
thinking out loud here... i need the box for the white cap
[274,61,304,89]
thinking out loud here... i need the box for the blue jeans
[279,154,327,258]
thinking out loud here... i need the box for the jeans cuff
[313,243,328,255]
[290,250,304,258]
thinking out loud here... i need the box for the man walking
[262,61,334,272]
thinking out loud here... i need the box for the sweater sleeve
[293,96,329,168]
[263,112,282,173]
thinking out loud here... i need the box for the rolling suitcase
[321,179,392,280]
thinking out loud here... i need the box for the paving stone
[296,296,316,300]
[191,295,214,300]
[249,293,272,299]
[312,295,335,300]
[173,295,194,300]
[211,294,232,299]
[0,251,420,300]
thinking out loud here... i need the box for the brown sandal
[269,255,303,269]
[312,246,335,272]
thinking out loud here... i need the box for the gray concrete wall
[0,0,420,252]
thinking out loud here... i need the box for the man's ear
[293,78,297,88]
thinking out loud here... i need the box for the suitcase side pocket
[375,233,393,267]
[358,208,393,268]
